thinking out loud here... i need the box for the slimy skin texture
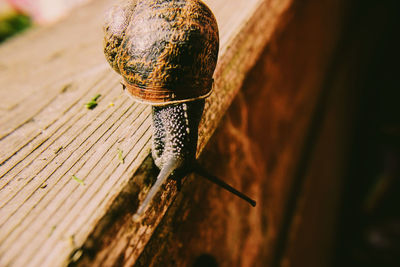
[152,99,205,175]
[133,99,205,218]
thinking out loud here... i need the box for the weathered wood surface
[122,0,350,266]
[76,0,348,266]
[0,0,295,266]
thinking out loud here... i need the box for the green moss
[72,175,85,186]
[117,148,124,164]
[85,94,101,110]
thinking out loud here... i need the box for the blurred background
[1,0,398,266]
[334,0,400,266]
[0,0,91,42]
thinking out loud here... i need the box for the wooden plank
[0,0,293,266]
[103,0,348,266]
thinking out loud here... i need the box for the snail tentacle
[133,157,181,221]
[133,158,256,221]
[193,162,256,207]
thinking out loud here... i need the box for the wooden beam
[121,0,349,266]
[0,0,293,266]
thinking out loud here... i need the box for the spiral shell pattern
[103,0,219,105]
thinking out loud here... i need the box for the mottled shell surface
[103,0,219,105]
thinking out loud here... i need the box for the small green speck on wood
[48,225,57,237]
[69,235,75,247]
[117,148,124,164]
[85,94,101,110]
[72,175,85,185]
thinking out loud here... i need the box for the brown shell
[103,0,219,105]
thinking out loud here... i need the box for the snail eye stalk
[193,163,256,207]
[133,160,256,221]
[132,157,180,221]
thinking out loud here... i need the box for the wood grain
[124,0,349,266]
[0,0,293,266]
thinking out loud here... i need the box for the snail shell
[103,0,255,217]
[103,0,219,105]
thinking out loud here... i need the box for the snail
[103,0,256,218]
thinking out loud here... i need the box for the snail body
[104,0,255,217]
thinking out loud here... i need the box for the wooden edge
[71,1,293,266]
